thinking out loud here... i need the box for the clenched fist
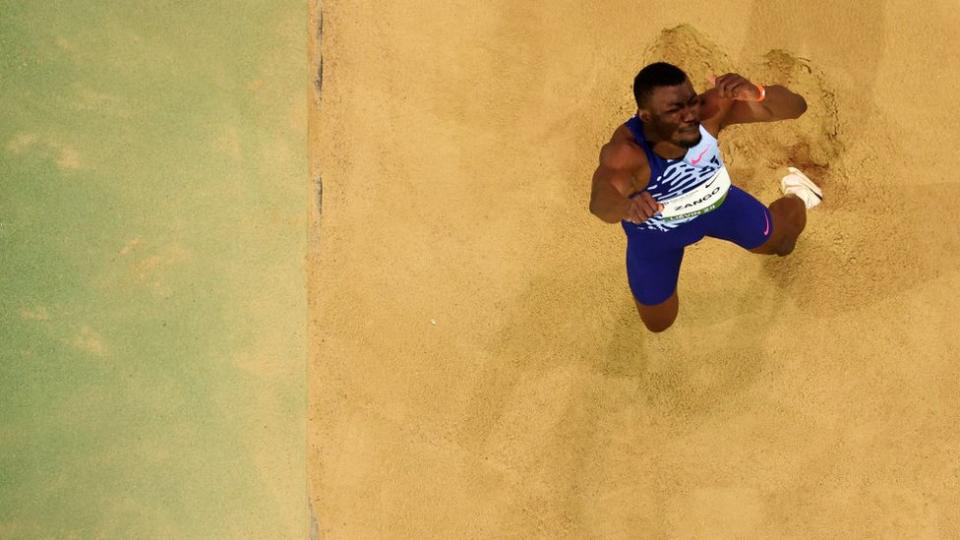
[708,73,763,101]
[623,191,663,224]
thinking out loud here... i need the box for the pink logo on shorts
[762,210,770,236]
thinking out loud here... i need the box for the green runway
[1,2,306,537]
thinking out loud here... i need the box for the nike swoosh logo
[704,170,719,188]
[763,210,771,236]
[690,148,709,165]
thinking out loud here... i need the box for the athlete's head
[633,62,702,149]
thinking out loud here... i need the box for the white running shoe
[780,166,823,209]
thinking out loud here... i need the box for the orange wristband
[755,84,766,102]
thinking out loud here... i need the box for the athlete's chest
[636,126,731,223]
[651,140,723,185]
[614,122,723,192]
[671,141,720,168]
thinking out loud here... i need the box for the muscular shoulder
[595,124,650,197]
[600,124,648,172]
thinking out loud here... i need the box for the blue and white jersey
[621,115,725,233]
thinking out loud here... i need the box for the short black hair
[633,62,688,110]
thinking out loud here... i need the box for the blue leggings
[625,185,773,306]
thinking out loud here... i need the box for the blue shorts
[624,185,773,306]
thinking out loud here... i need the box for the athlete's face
[640,80,702,148]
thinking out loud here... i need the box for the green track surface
[1,2,307,537]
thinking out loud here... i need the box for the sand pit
[309,2,960,537]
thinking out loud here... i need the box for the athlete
[589,62,823,332]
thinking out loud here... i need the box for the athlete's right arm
[589,142,662,224]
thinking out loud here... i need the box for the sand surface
[309,1,960,537]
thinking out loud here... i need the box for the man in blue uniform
[589,62,823,332]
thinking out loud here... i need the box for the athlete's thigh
[625,239,685,307]
[700,185,772,250]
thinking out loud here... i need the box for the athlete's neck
[642,121,686,160]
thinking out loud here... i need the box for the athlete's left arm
[720,85,808,129]
[700,73,807,129]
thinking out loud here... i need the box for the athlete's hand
[708,73,762,101]
[623,192,663,224]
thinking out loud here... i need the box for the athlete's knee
[635,292,678,332]
[643,317,676,333]
[772,195,807,231]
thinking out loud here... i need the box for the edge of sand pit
[307,0,323,538]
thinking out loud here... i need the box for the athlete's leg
[626,235,690,333]
[634,290,679,333]
[749,194,806,256]
[700,186,806,256]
